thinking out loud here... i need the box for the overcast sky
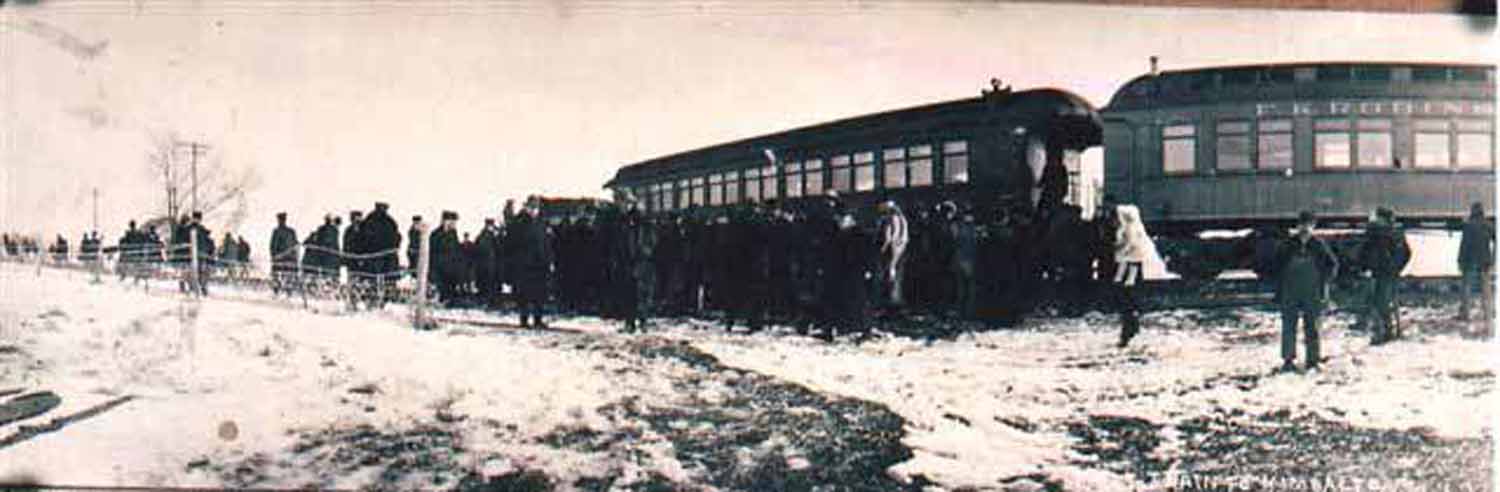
[1,1,1492,259]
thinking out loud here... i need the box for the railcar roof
[1104,61,1495,111]
[606,87,1098,188]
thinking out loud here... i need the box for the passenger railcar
[1102,62,1496,279]
[604,88,1102,219]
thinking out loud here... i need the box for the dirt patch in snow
[540,337,920,491]
[188,336,919,491]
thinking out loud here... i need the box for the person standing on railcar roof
[1112,205,1156,348]
[1358,207,1410,345]
[1458,202,1494,326]
[1272,211,1340,373]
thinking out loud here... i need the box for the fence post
[34,234,43,277]
[298,244,309,309]
[190,232,200,297]
[414,222,431,330]
[90,242,102,285]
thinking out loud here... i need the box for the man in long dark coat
[344,210,368,288]
[362,202,401,307]
[476,218,502,309]
[187,212,215,296]
[824,206,874,341]
[269,213,299,296]
[429,211,463,305]
[118,221,145,283]
[511,202,552,328]
[407,215,423,276]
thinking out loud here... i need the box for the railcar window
[910,157,934,187]
[909,145,933,187]
[786,161,804,199]
[1265,68,1295,84]
[744,168,761,202]
[1316,134,1352,169]
[1356,119,1394,168]
[1221,69,1258,87]
[761,165,779,200]
[1317,66,1353,82]
[1457,134,1494,169]
[1457,119,1495,169]
[1257,119,1294,169]
[1315,118,1351,131]
[855,151,876,191]
[1452,67,1490,82]
[1391,67,1412,82]
[1162,124,1196,175]
[1457,119,1493,132]
[1163,125,1196,138]
[942,140,969,184]
[692,177,706,206]
[708,174,723,206]
[830,155,852,192]
[1216,121,1252,170]
[883,148,907,189]
[1414,131,1451,169]
[1412,67,1449,82]
[805,159,824,196]
[724,171,740,204]
[1354,67,1392,82]
[1294,67,1317,83]
[1260,119,1293,132]
[678,179,691,209]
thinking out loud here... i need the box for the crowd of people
[2,193,1493,354]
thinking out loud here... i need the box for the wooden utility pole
[180,141,209,214]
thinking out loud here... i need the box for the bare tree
[143,130,262,231]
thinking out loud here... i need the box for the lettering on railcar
[1254,100,1494,117]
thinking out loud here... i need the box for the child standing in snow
[1112,205,1156,348]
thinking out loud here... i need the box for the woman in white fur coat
[1113,205,1157,348]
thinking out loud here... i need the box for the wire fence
[5,231,439,329]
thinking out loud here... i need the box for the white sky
[1,1,1493,259]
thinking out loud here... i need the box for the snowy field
[0,261,1495,491]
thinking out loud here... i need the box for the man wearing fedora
[1273,210,1340,373]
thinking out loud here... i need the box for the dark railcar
[604,88,1102,220]
[1102,62,1496,278]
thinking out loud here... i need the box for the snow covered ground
[0,261,1494,491]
